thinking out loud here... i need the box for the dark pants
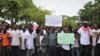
[94,44,100,56]
[19,49,26,56]
[72,47,80,56]
[56,46,63,56]
[80,45,91,56]
[49,46,56,56]
[1,46,10,56]
[37,49,48,56]
[26,49,33,56]
[34,46,38,56]
[11,46,19,56]
[62,49,71,56]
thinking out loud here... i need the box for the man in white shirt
[10,24,21,56]
[77,23,92,56]
[61,27,72,56]
[20,26,28,56]
[25,27,36,56]
[91,24,98,56]
[95,26,100,56]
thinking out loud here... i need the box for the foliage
[78,0,100,24]
[0,0,51,24]
[62,15,78,28]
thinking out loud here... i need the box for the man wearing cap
[77,23,92,56]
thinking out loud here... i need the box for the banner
[45,15,62,27]
[57,32,75,44]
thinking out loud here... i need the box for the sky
[33,0,94,16]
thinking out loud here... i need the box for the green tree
[62,15,77,28]
[0,0,51,24]
[78,0,100,24]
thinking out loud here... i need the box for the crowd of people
[0,22,100,56]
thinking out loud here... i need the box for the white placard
[45,15,62,27]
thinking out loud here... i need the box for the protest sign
[57,32,75,44]
[45,15,62,27]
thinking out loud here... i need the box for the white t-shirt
[20,30,28,50]
[43,30,46,35]
[77,27,92,45]
[26,31,36,49]
[62,44,70,50]
[40,35,44,46]
[97,29,100,43]
[91,29,98,46]
[10,29,22,46]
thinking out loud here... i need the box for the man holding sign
[57,32,75,45]
[57,27,75,56]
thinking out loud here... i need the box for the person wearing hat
[77,23,92,56]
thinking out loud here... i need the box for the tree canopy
[78,0,100,24]
[0,0,51,24]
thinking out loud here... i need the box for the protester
[48,27,57,56]
[1,25,10,56]
[94,25,100,56]
[61,27,71,56]
[91,24,99,56]
[91,24,98,47]
[10,24,21,56]
[71,29,80,56]
[56,27,63,56]
[35,29,48,56]
[19,25,28,56]
[77,23,92,56]
[25,26,36,56]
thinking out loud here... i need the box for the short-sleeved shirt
[77,27,92,45]
[20,30,28,50]
[2,32,10,46]
[26,31,36,49]
[10,29,22,46]
[91,29,98,46]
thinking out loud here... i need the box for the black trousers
[56,46,63,56]
[49,46,56,56]
[94,44,100,56]
[19,49,26,56]
[1,46,10,56]
[11,46,19,56]
[37,49,48,56]
[80,45,92,56]
[62,49,71,56]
